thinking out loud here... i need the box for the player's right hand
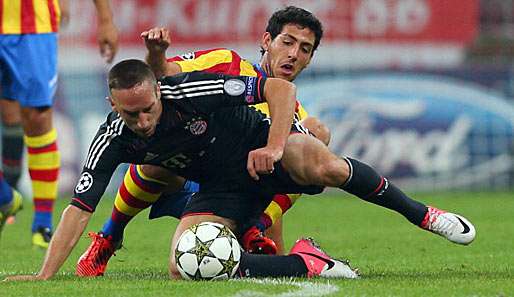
[98,20,119,64]
[247,146,283,181]
[141,27,170,54]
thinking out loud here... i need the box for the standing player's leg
[281,133,476,245]
[0,100,24,188]
[2,33,60,248]
[23,106,59,248]
[0,169,23,237]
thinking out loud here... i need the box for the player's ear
[107,96,117,111]
[261,32,272,52]
[155,82,161,100]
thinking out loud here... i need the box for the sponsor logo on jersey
[245,76,256,103]
[75,172,93,193]
[224,79,246,96]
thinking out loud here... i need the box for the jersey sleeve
[167,48,238,74]
[160,72,267,112]
[70,115,126,212]
[295,101,309,120]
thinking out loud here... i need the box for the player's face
[109,80,163,138]
[261,23,315,81]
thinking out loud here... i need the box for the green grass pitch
[1,191,513,296]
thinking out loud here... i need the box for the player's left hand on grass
[247,146,283,180]
[3,274,46,282]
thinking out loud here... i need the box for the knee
[0,100,22,124]
[22,106,52,123]
[1,112,22,125]
[140,165,172,182]
[317,157,350,187]
[21,107,53,135]
[168,258,182,280]
[301,117,331,146]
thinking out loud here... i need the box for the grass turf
[1,191,513,296]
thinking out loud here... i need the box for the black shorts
[182,115,324,234]
[182,161,324,236]
[181,191,270,237]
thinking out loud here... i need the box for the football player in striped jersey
[0,0,63,248]
[0,0,117,248]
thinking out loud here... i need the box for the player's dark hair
[261,6,323,56]
[108,59,156,92]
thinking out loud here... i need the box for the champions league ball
[175,222,241,280]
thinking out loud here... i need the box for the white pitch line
[231,278,339,297]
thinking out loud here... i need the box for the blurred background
[6,0,514,196]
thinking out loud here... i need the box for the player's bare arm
[247,78,296,180]
[59,0,70,27]
[93,0,119,63]
[141,27,181,77]
[4,205,92,281]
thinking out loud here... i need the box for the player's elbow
[264,78,296,104]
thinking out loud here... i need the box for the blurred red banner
[62,0,478,46]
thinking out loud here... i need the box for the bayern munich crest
[75,172,93,193]
[189,119,207,135]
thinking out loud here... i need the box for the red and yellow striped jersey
[167,48,309,120]
[0,0,61,34]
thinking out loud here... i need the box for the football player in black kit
[5,59,475,281]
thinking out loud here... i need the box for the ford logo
[299,74,514,190]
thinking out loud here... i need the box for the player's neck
[259,53,273,78]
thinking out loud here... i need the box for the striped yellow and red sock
[258,193,301,231]
[25,129,60,232]
[102,164,167,241]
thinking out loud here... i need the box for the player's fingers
[100,43,114,63]
[258,156,273,174]
[3,275,39,281]
[258,155,269,174]
[247,154,259,181]
[162,29,170,43]
[266,157,275,173]
[140,31,149,38]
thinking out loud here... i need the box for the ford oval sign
[299,74,514,190]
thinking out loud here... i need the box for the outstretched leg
[282,133,475,245]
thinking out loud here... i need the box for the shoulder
[84,112,128,171]
[160,72,223,86]
[92,112,127,142]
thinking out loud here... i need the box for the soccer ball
[175,221,241,280]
